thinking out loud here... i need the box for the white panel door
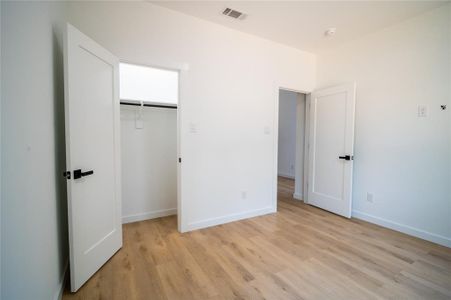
[307,83,356,217]
[64,24,122,292]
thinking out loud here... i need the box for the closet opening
[119,62,180,228]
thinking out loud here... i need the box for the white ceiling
[152,1,447,52]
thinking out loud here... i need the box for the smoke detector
[324,27,336,37]
[222,8,247,20]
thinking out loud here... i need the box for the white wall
[1,2,68,299]
[278,90,298,178]
[121,107,177,223]
[65,1,316,231]
[317,4,451,247]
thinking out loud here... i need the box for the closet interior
[119,63,179,224]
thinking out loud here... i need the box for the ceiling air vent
[222,8,246,20]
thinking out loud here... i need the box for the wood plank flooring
[63,177,451,299]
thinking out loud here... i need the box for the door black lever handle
[338,155,353,161]
[73,169,94,179]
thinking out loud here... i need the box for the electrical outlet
[241,191,247,199]
[367,192,374,203]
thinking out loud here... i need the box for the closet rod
[120,101,177,109]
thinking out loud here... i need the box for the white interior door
[64,24,122,292]
[307,83,356,217]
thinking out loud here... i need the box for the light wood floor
[64,177,451,299]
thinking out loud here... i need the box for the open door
[64,24,122,292]
[307,83,356,218]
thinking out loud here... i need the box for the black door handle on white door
[73,169,94,179]
[338,155,353,161]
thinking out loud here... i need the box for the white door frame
[273,86,311,210]
[119,59,189,233]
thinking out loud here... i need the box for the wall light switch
[417,105,428,117]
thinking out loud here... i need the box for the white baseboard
[53,260,68,300]
[122,208,177,224]
[278,172,295,179]
[186,206,276,232]
[352,210,451,248]
[293,193,303,201]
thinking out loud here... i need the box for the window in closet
[119,63,178,105]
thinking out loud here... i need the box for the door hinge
[178,158,181,163]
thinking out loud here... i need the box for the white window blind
[119,63,178,105]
